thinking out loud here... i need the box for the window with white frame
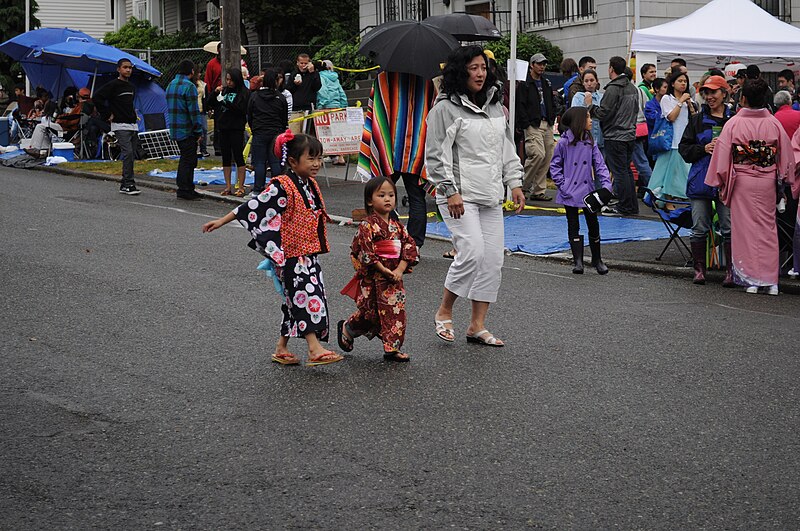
[528,0,596,28]
[133,0,148,20]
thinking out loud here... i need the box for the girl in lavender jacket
[550,106,612,274]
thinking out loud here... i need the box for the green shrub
[484,32,563,73]
[104,18,213,50]
[313,38,375,90]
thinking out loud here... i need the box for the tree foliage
[313,37,374,90]
[0,0,40,92]
[484,32,563,73]
[242,0,358,46]
[104,18,215,50]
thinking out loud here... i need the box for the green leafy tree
[0,0,40,92]
[104,18,213,49]
[242,0,358,45]
[484,32,563,73]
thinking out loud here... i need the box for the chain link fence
[124,45,324,87]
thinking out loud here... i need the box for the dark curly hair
[440,45,499,106]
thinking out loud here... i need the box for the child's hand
[390,268,404,282]
[202,219,225,233]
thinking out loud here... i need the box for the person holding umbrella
[426,46,525,347]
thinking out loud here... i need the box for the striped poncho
[357,71,436,189]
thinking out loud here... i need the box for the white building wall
[37,0,116,39]
[163,0,179,33]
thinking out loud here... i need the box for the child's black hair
[363,175,396,213]
[283,133,324,172]
[560,106,592,145]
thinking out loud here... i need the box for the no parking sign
[313,107,364,155]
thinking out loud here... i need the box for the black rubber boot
[569,236,584,274]
[589,237,609,275]
[690,240,706,285]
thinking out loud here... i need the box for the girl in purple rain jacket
[550,106,612,275]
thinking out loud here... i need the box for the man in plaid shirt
[166,59,204,200]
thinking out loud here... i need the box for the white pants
[439,202,505,303]
[31,122,62,151]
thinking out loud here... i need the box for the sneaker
[745,286,759,294]
[767,285,779,296]
[119,185,141,195]
[788,268,799,278]
[201,151,210,158]
[601,206,622,217]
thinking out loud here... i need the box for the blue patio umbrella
[35,39,161,84]
[0,27,97,97]
[0,27,96,60]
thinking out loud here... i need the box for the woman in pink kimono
[706,79,795,294]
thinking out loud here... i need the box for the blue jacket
[550,130,611,208]
[644,97,661,135]
[678,104,732,199]
[317,70,347,109]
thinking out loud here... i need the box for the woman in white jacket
[426,46,526,347]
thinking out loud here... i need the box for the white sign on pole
[314,107,364,155]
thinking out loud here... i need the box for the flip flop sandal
[220,188,232,196]
[271,353,300,365]
[337,320,354,352]
[435,319,455,343]
[466,330,505,347]
[307,350,344,367]
[442,250,457,259]
[384,351,411,363]
[234,188,246,197]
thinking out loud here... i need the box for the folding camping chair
[642,188,693,265]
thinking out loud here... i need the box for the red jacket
[204,57,222,93]
[775,105,800,140]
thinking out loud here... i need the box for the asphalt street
[2,167,799,529]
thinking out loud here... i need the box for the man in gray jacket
[585,56,639,215]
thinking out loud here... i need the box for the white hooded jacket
[425,85,523,206]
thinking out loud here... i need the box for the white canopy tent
[632,0,800,73]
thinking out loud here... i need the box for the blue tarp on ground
[427,214,674,254]
[150,168,255,186]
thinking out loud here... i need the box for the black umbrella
[424,14,503,41]
[358,20,460,79]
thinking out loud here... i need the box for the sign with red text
[313,107,364,155]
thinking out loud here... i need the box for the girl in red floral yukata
[338,177,419,362]
[202,132,344,367]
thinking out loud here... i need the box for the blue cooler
[52,142,75,161]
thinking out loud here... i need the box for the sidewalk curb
[36,165,800,295]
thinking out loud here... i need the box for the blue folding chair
[642,188,692,265]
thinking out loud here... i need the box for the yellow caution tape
[287,102,363,124]
[502,200,566,214]
[333,65,380,73]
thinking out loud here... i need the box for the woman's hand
[583,92,592,106]
[679,93,692,104]
[704,138,717,154]
[511,187,526,214]
[447,193,465,219]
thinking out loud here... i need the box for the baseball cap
[78,87,91,97]
[483,49,495,61]
[701,75,728,92]
[725,63,746,80]
[530,53,547,64]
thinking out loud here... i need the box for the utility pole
[25,0,30,95]
[220,0,242,75]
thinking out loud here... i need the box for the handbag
[648,114,673,156]
[635,122,649,138]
